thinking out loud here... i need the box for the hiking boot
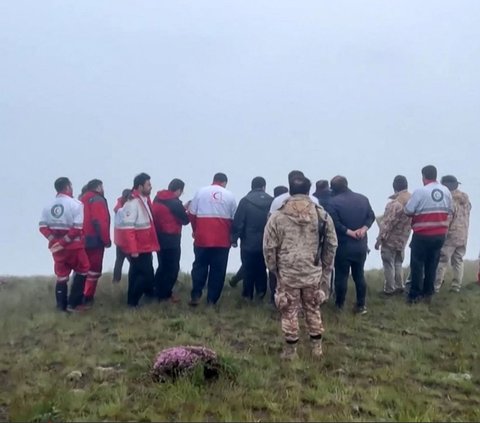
[66,304,90,313]
[83,296,95,306]
[310,338,323,358]
[170,294,181,303]
[280,343,298,361]
[450,287,460,293]
[229,277,240,288]
[355,305,368,315]
[380,291,395,297]
[189,297,201,307]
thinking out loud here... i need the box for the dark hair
[330,175,348,194]
[54,177,71,193]
[133,172,151,189]
[273,185,288,198]
[289,176,311,195]
[315,180,329,193]
[121,189,132,200]
[393,175,408,192]
[422,165,437,181]
[287,170,304,184]
[86,179,103,191]
[80,185,88,195]
[168,178,185,192]
[251,176,266,190]
[213,172,228,183]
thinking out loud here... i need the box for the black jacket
[232,189,273,252]
[326,189,375,252]
[313,189,333,210]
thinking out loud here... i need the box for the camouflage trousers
[381,246,405,293]
[435,245,466,291]
[275,285,324,342]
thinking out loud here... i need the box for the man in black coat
[231,177,273,299]
[327,175,375,314]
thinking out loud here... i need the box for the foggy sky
[1,0,479,276]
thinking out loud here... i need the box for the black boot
[68,273,86,308]
[55,282,68,311]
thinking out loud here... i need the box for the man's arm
[404,190,420,216]
[187,193,199,233]
[320,214,338,289]
[263,217,280,275]
[375,201,399,248]
[231,198,247,245]
[91,196,112,247]
[169,199,190,226]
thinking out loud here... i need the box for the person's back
[81,189,110,250]
[446,189,471,246]
[189,184,236,248]
[329,189,374,250]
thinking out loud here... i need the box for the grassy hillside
[1,263,480,422]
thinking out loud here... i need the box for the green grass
[1,263,480,422]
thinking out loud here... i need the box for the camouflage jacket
[445,189,471,247]
[377,190,411,251]
[263,195,338,290]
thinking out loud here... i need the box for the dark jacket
[81,191,111,249]
[327,189,375,252]
[152,190,190,249]
[232,189,273,252]
[313,189,333,210]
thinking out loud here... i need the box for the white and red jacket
[188,183,237,248]
[39,193,85,250]
[405,181,453,236]
[114,190,160,255]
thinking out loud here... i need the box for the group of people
[39,164,473,359]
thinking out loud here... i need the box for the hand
[231,242,238,248]
[374,240,381,251]
[131,253,139,258]
[355,226,368,239]
[105,241,112,248]
[184,200,192,209]
[346,229,357,239]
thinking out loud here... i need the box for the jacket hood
[452,189,469,206]
[280,195,317,225]
[81,191,102,201]
[389,189,410,205]
[155,190,177,200]
[245,189,273,209]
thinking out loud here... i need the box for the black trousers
[334,248,367,308]
[128,253,154,306]
[408,234,445,300]
[191,247,230,304]
[113,246,129,282]
[154,247,181,299]
[241,249,267,300]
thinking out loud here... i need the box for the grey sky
[1,0,479,276]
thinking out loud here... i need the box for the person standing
[152,178,190,302]
[231,177,273,300]
[264,176,337,359]
[115,173,159,307]
[327,175,375,314]
[188,173,236,306]
[80,179,111,305]
[434,175,471,293]
[313,180,332,210]
[374,175,411,295]
[404,165,453,304]
[112,189,132,283]
[39,177,90,312]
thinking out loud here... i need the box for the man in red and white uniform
[404,165,453,303]
[115,173,160,307]
[188,172,237,305]
[39,177,90,311]
[152,178,190,302]
[80,179,111,305]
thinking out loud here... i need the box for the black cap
[441,175,460,190]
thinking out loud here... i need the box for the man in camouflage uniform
[435,175,471,293]
[263,176,337,360]
[375,175,411,295]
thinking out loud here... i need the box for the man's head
[421,165,437,184]
[392,175,408,193]
[251,176,266,191]
[289,176,311,196]
[86,179,104,196]
[54,177,72,195]
[133,172,152,196]
[121,189,132,200]
[288,170,305,184]
[168,178,185,198]
[273,185,288,198]
[330,175,348,194]
[441,175,459,191]
[213,172,228,188]
[315,180,329,193]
